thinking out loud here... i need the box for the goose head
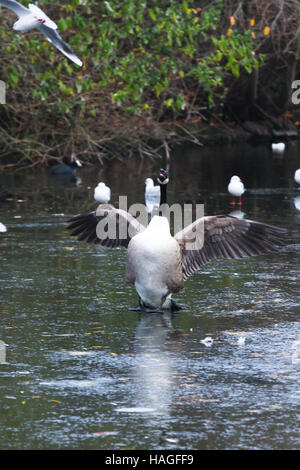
[157,168,169,185]
[156,168,169,211]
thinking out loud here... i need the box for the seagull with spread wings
[0,0,82,66]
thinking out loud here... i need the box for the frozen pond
[0,141,299,449]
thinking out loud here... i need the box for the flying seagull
[0,0,82,66]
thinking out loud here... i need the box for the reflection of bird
[228,210,245,220]
[0,0,82,66]
[272,142,285,153]
[0,222,7,233]
[67,168,287,311]
[94,182,111,204]
[145,178,160,216]
[228,175,245,207]
[49,154,82,184]
[294,169,300,188]
[135,311,175,415]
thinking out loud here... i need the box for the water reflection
[132,312,180,415]
[228,210,246,220]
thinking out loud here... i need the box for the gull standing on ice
[94,182,111,204]
[0,222,7,233]
[0,0,82,66]
[294,169,300,188]
[144,178,160,216]
[228,175,245,207]
[271,142,285,153]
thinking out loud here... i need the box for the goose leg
[170,299,182,312]
[128,297,163,313]
[128,297,144,311]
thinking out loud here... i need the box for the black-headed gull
[94,182,111,204]
[144,178,160,215]
[0,222,7,233]
[145,178,160,198]
[272,142,285,153]
[227,175,245,206]
[294,195,300,211]
[0,0,82,66]
[294,169,300,187]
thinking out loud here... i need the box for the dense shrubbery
[0,0,299,164]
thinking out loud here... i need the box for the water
[0,141,299,450]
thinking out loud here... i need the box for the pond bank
[169,117,300,146]
[0,115,299,169]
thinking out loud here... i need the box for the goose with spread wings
[0,0,82,66]
[67,169,287,311]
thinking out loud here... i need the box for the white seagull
[94,182,111,204]
[0,0,82,66]
[272,142,285,153]
[228,175,245,207]
[0,222,7,233]
[145,178,160,198]
[145,178,160,215]
[294,169,300,187]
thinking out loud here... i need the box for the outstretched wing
[28,4,57,29]
[175,215,288,280]
[37,23,82,66]
[0,0,29,16]
[67,204,146,248]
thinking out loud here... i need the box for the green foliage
[0,0,265,119]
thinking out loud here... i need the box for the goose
[94,182,111,204]
[294,169,300,187]
[272,142,285,153]
[0,0,82,66]
[0,222,7,233]
[67,168,287,312]
[228,175,245,206]
[49,154,82,183]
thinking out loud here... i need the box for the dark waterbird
[49,154,82,184]
[67,169,288,312]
